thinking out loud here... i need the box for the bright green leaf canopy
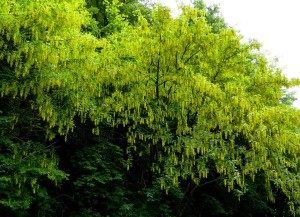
[0,0,103,136]
[94,5,300,212]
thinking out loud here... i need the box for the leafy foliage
[85,0,153,36]
[0,0,300,216]
[70,140,126,216]
[281,89,297,106]
[193,0,227,33]
[98,2,300,199]
[0,0,102,136]
[0,136,67,216]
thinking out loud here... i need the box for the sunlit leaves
[1,0,300,214]
[0,0,103,135]
[95,5,300,212]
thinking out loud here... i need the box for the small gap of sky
[154,0,300,108]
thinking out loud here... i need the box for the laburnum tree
[93,5,300,215]
[0,0,104,135]
[0,0,102,214]
[1,0,300,215]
